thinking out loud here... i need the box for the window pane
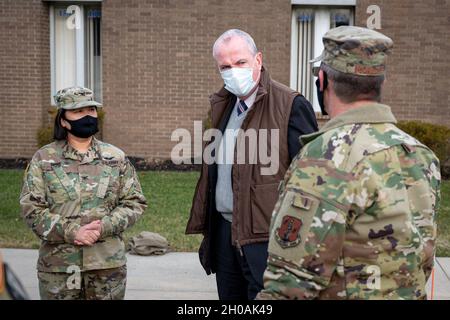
[296,10,314,104]
[330,9,351,28]
[54,7,76,92]
[292,6,355,114]
[85,8,102,103]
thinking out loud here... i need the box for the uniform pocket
[250,182,280,235]
[98,163,121,208]
[107,266,127,300]
[43,170,71,204]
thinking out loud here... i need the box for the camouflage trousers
[38,266,127,300]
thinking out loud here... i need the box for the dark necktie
[237,100,248,116]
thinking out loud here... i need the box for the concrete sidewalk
[1,248,217,300]
[1,248,449,300]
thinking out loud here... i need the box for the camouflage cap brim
[60,100,102,110]
[309,48,388,76]
[309,52,324,65]
[310,53,325,77]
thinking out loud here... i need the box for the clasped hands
[74,220,102,246]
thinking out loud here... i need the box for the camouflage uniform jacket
[20,138,147,273]
[258,103,441,300]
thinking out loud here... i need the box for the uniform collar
[300,103,397,145]
[62,137,102,163]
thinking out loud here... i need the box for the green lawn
[0,169,449,256]
[0,169,202,252]
[437,180,450,256]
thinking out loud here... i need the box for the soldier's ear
[318,70,328,91]
[60,117,70,130]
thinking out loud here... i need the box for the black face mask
[64,115,99,138]
[315,72,328,116]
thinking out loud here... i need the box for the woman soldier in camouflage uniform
[19,87,148,300]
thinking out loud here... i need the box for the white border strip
[75,5,85,87]
[50,5,55,104]
[289,11,298,91]
[291,0,356,5]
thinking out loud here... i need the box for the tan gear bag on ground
[127,231,170,256]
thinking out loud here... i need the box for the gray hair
[212,29,258,58]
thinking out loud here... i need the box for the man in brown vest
[185,29,318,300]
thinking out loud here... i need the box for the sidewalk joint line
[436,258,450,282]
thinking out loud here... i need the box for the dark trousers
[214,215,268,300]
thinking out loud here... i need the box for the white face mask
[220,67,256,97]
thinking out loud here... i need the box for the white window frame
[290,1,355,115]
[49,1,102,105]
[50,4,86,104]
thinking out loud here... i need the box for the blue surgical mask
[220,67,256,97]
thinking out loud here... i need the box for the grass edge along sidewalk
[0,169,449,257]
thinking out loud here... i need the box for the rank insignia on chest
[275,215,303,248]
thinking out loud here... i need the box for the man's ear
[255,52,262,70]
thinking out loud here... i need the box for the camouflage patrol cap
[311,26,393,76]
[53,86,102,110]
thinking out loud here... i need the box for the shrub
[204,108,212,131]
[36,125,53,148]
[397,120,450,179]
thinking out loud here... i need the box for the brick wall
[355,0,450,126]
[102,0,292,160]
[0,0,50,158]
[0,0,448,160]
